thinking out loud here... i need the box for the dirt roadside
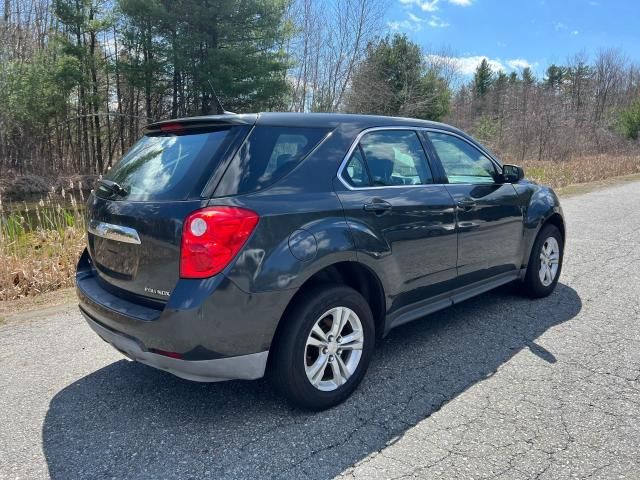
[0,288,76,326]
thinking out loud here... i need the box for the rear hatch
[86,115,254,302]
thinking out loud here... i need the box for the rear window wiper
[98,179,128,197]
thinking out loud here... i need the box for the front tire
[522,224,563,298]
[269,285,375,410]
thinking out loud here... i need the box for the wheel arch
[544,212,565,245]
[267,261,387,364]
[520,183,565,268]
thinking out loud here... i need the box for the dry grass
[0,193,86,301]
[519,154,640,189]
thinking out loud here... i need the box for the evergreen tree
[473,58,493,98]
[521,67,536,86]
[118,0,169,121]
[53,0,112,173]
[345,34,450,120]
[618,98,640,140]
[544,64,565,90]
[117,0,291,116]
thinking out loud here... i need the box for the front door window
[427,132,496,184]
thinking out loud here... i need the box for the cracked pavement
[1,180,639,479]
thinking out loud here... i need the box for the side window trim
[337,127,438,190]
[357,144,374,185]
[343,144,373,188]
[416,130,448,184]
[422,128,503,183]
[337,126,503,190]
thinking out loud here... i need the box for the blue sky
[385,0,640,78]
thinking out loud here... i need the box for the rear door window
[99,127,237,201]
[342,147,372,188]
[342,130,433,187]
[214,126,330,196]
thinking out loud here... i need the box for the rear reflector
[149,348,183,359]
[180,206,259,279]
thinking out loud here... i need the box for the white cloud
[388,13,425,32]
[427,54,538,76]
[388,19,419,32]
[400,0,472,9]
[428,15,450,27]
[554,22,580,36]
[400,0,440,12]
[456,56,506,75]
[388,11,450,31]
[506,58,533,70]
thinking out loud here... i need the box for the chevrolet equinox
[77,113,565,410]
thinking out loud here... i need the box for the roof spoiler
[144,114,257,133]
[145,83,244,133]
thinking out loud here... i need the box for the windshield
[100,127,234,201]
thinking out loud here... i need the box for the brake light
[159,122,185,134]
[180,206,259,278]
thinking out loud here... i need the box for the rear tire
[269,285,375,410]
[521,224,563,298]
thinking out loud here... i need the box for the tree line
[448,53,640,162]
[0,0,392,176]
[0,0,638,177]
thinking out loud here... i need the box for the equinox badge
[144,287,170,297]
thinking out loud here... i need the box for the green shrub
[618,98,640,140]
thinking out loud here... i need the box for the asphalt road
[1,180,640,480]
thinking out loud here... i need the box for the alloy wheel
[539,236,560,287]
[304,307,364,391]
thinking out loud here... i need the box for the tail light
[180,206,259,278]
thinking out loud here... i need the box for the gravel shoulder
[1,180,639,480]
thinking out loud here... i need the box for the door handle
[363,200,392,215]
[456,199,476,212]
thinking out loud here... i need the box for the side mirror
[502,164,524,183]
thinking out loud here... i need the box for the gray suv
[77,113,565,410]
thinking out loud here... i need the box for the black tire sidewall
[271,285,375,410]
[525,224,563,297]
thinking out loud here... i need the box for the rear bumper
[76,249,296,381]
[82,311,268,382]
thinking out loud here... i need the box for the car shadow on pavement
[42,283,581,480]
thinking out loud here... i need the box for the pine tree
[544,64,565,90]
[618,98,640,140]
[53,0,112,173]
[345,34,451,120]
[521,67,535,86]
[473,58,493,98]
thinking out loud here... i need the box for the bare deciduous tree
[286,0,388,112]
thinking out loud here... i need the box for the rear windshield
[214,126,330,196]
[99,127,235,201]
